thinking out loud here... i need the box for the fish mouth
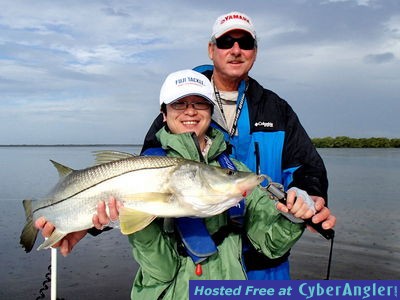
[237,174,267,195]
[257,174,267,182]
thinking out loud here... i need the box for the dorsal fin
[92,150,136,165]
[50,160,74,178]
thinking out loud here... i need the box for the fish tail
[20,199,39,253]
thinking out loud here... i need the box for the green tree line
[312,136,400,148]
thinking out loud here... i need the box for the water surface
[0,146,399,299]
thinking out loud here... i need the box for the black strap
[211,224,243,245]
[213,80,248,137]
[87,226,113,236]
[243,246,291,270]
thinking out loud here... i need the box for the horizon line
[0,144,143,147]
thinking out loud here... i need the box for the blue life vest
[142,148,245,264]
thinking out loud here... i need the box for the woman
[36,69,315,300]
[125,69,313,299]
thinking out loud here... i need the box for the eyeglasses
[170,101,211,110]
[214,35,256,50]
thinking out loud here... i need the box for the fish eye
[225,169,236,176]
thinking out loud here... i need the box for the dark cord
[35,264,51,300]
[35,264,65,300]
[325,236,335,280]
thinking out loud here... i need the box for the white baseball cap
[211,11,256,39]
[159,69,215,105]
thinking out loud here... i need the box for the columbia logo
[254,121,274,128]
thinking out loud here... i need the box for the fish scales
[20,152,265,252]
[39,156,181,210]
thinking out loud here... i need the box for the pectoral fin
[119,207,156,235]
[37,229,67,251]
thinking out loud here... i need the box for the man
[141,11,336,280]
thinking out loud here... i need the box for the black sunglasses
[215,35,256,50]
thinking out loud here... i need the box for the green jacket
[128,127,304,299]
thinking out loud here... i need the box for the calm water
[0,146,399,298]
[290,148,400,280]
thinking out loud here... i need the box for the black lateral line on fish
[33,163,176,213]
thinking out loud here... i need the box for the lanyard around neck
[213,80,248,137]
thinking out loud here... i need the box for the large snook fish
[20,151,265,253]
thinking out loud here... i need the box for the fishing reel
[260,176,335,240]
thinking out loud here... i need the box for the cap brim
[164,93,215,105]
[214,27,256,39]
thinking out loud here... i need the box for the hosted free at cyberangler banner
[189,280,399,300]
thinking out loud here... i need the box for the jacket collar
[156,127,227,164]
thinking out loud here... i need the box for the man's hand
[275,188,336,233]
[276,188,315,221]
[308,196,336,231]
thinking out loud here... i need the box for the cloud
[324,0,374,6]
[0,0,399,144]
[364,52,396,64]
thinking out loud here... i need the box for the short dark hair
[161,103,167,114]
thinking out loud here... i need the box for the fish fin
[20,199,39,253]
[36,229,67,251]
[124,192,173,203]
[119,207,156,235]
[50,160,74,178]
[93,150,136,165]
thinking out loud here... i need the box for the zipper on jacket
[254,142,260,175]
[192,132,205,163]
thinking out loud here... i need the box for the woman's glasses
[214,35,256,50]
[170,101,211,110]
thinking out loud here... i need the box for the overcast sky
[1,0,399,144]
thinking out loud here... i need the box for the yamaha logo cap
[211,11,256,39]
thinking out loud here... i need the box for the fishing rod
[51,248,57,300]
[254,142,334,278]
[36,244,64,300]
[264,180,335,280]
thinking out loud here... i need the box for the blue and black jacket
[141,65,328,269]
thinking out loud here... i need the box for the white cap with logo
[211,11,256,39]
[159,69,215,106]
